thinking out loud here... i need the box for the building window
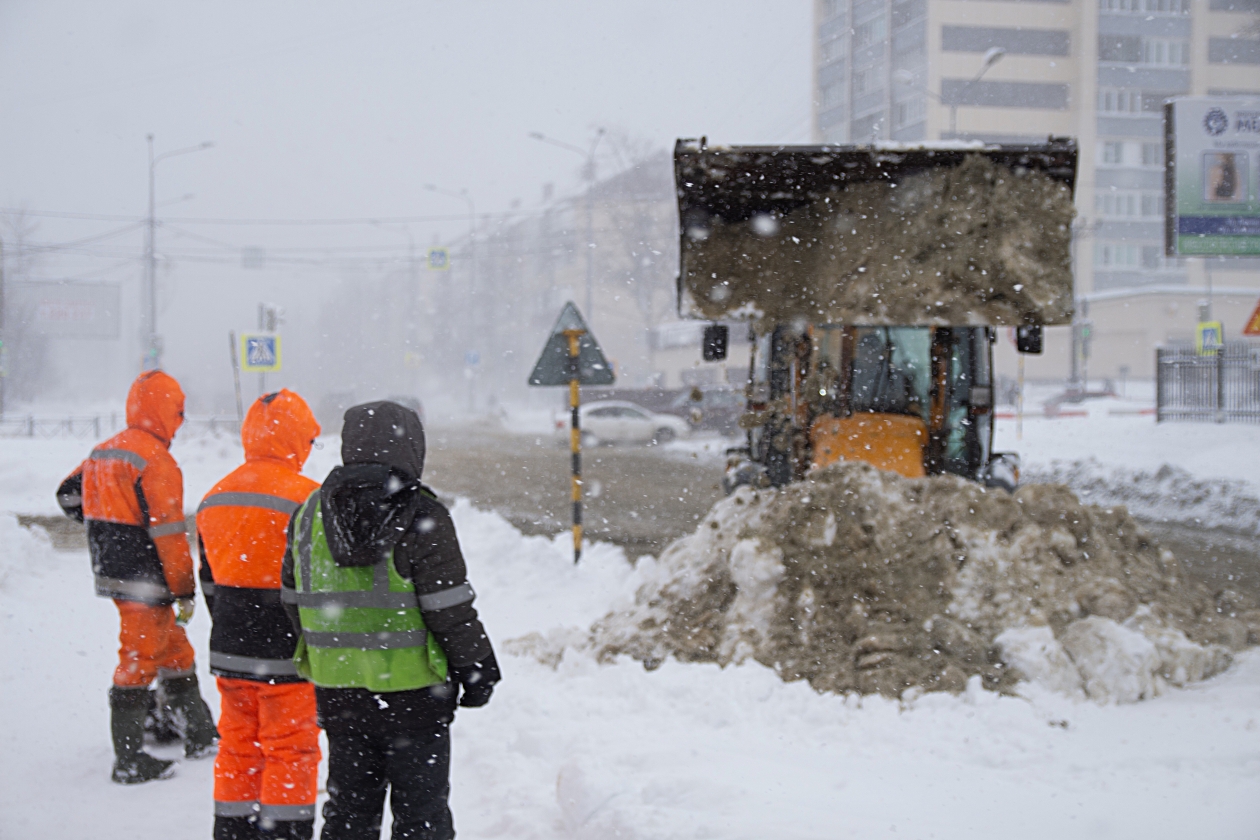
[1096,192,1136,218]
[1101,141,1125,164]
[894,98,926,128]
[1099,88,1142,114]
[854,17,887,48]
[821,37,846,63]
[1095,190,1163,218]
[1095,242,1141,268]
[820,81,845,109]
[854,67,882,94]
[821,0,844,20]
[1141,193,1163,217]
[1141,38,1189,66]
[1141,142,1163,167]
[1100,0,1188,14]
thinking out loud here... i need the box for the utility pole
[371,220,419,393]
[423,184,477,410]
[529,128,605,321]
[893,48,1004,139]
[951,48,1006,136]
[143,135,214,371]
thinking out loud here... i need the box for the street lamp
[894,47,1005,138]
[144,135,214,370]
[528,128,605,320]
[370,220,419,392]
[424,184,478,411]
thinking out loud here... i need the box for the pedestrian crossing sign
[427,247,450,271]
[241,333,281,372]
[1195,321,1223,355]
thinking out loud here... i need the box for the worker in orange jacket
[57,370,219,784]
[197,390,323,840]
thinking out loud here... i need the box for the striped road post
[564,328,584,563]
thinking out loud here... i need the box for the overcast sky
[1,1,812,254]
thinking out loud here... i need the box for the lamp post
[371,220,418,392]
[894,48,1005,139]
[424,184,478,411]
[528,128,605,321]
[144,135,214,370]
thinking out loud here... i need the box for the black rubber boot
[143,688,182,745]
[110,686,176,784]
[159,673,220,758]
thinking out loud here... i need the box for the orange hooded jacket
[60,371,194,603]
[197,390,321,682]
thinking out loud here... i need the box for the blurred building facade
[419,152,749,416]
[812,0,1260,381]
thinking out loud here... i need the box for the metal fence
[1156,342,1260,423]
[0,415,241,439]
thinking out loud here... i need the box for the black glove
[56,474,84,523]
[452,652,501,708]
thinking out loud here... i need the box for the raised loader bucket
[674,139,1078,327]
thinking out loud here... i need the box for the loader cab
[743,324,995,486]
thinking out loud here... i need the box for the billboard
[9,281,121,339]
[1166,97,1260,257]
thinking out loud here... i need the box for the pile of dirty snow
[681,154,1075,326]
[565,463,1258,703]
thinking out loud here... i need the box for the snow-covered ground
[3,413,1260,837]
[995,396,1260,534]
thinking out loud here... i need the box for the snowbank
[1026,458,1260,537]
[542,462,1256,702]
[3,496,1260,837]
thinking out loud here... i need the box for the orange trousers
[113,599,196,687]
[214,677,321,815]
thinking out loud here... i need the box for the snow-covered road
[3,414,1260,838]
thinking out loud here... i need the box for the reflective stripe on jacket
[287,494,448,692]
[197,389,322,683]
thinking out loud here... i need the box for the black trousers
[316,686,456,840]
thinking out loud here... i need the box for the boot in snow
[143,688,181,745]
[160,672,220,758]
[110,686,176,784]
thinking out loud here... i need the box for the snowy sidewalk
[3,505,1260,839]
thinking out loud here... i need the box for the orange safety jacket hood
[241,389,321,471]
[126,370,185,446]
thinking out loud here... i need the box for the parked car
[553,400,690,446]
[662,387,744,434]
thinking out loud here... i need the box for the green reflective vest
[287,493,447,692]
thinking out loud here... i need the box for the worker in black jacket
[281,401,499,840]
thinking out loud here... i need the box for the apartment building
[813,0,1260,380]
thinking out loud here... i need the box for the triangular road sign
[1244,298,1260,336]
[528,302,615,386]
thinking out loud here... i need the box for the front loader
[672,138,1079,491]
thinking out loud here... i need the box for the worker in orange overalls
[197,390,323,840]
[57,370,219,784]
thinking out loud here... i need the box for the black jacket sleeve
[280,512,302,635]
[395,493,499,685]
